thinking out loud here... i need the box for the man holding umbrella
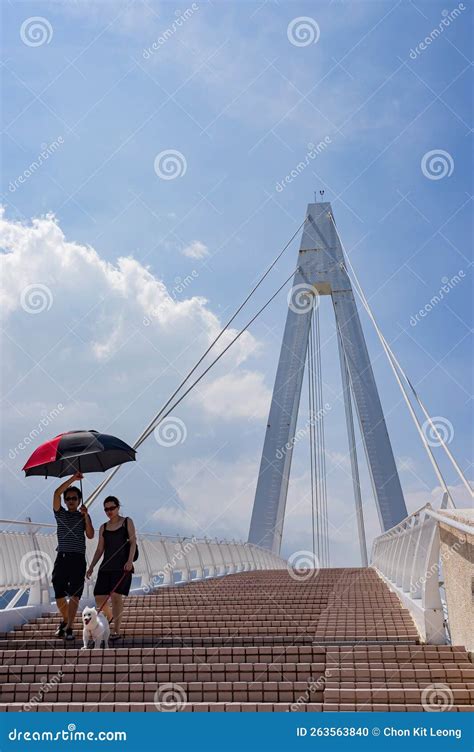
[22,429,136,638]
[52,471,94,639]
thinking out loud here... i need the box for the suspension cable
[312,309,322,563]
[328,213,463,503]
[137,269,299,446]
[308,315,317,562]
[85,267,299,507]
[132,216,308,450]
[307,301,330,567]
[314,305,329,566]
[310,308,321,563]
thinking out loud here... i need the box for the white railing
[371,495,473,644]
[0,519,286,623]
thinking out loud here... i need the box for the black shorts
[94,568,132,597]
[52,552,86,599]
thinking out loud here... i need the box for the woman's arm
[124,517,136,571]
[86,524,105,577]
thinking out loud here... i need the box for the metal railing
[370,495,473,644]
[0,519,287,610]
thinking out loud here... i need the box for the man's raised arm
[53,472,83,511]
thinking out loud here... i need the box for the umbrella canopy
[22,430,136,477]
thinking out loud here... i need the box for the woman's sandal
[109,632,121,641]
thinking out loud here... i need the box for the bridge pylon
[248,202,407,555]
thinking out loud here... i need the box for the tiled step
[1,645,327,666]
[0,680,324,704]
[1,568,471,712]
[324,687,474,705]
[5,680,472,706]
[0,635,420,651]
[2,702,473,712]
[1,661,326,685]
[2,644,467,667]
[1,702,320,712]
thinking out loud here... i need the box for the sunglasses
[104,505,118,512]
[65,496,79,502]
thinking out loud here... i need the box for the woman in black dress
[86,496,136,640]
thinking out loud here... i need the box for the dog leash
[97,571,129,615]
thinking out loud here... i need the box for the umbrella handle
[78,458,84,504]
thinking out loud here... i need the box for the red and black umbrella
[22,429,136,478]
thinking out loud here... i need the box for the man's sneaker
[64,627,75,641]
[54,621,66,638]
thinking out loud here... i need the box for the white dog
[81,606,110,649]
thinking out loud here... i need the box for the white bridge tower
[248,202,407,555]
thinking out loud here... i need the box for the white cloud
[0,209,268,521]
[193,370,270,420]
[2,211,469,556]
[154,456,258,540]
[404,481,473,513]
[182,240,209,260]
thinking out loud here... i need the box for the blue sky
[1,0,472,565]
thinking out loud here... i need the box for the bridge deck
[1,569,473,712]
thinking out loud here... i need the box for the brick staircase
[1,568,473,712]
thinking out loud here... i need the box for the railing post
[193,538,205,580]
[27,524,51,607]
[176,539,191,582]
[245,543,258,570]
[204,538,216,577]
[216,539,227,575]
[160,540,174,586]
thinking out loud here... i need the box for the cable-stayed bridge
[1,202,472,713]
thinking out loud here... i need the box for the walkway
[1,569,473,711]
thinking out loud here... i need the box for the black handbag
[125,517,139,561]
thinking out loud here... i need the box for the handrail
[0,519,56,528]
[370,496,455,645]
[0,518,248,545]
[425,508,474,536]
[0,519,287,609]
[372,503,434,541]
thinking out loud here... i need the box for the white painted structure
[0,519,286,632]
[249,202,407,554]
[371,496,474,644]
